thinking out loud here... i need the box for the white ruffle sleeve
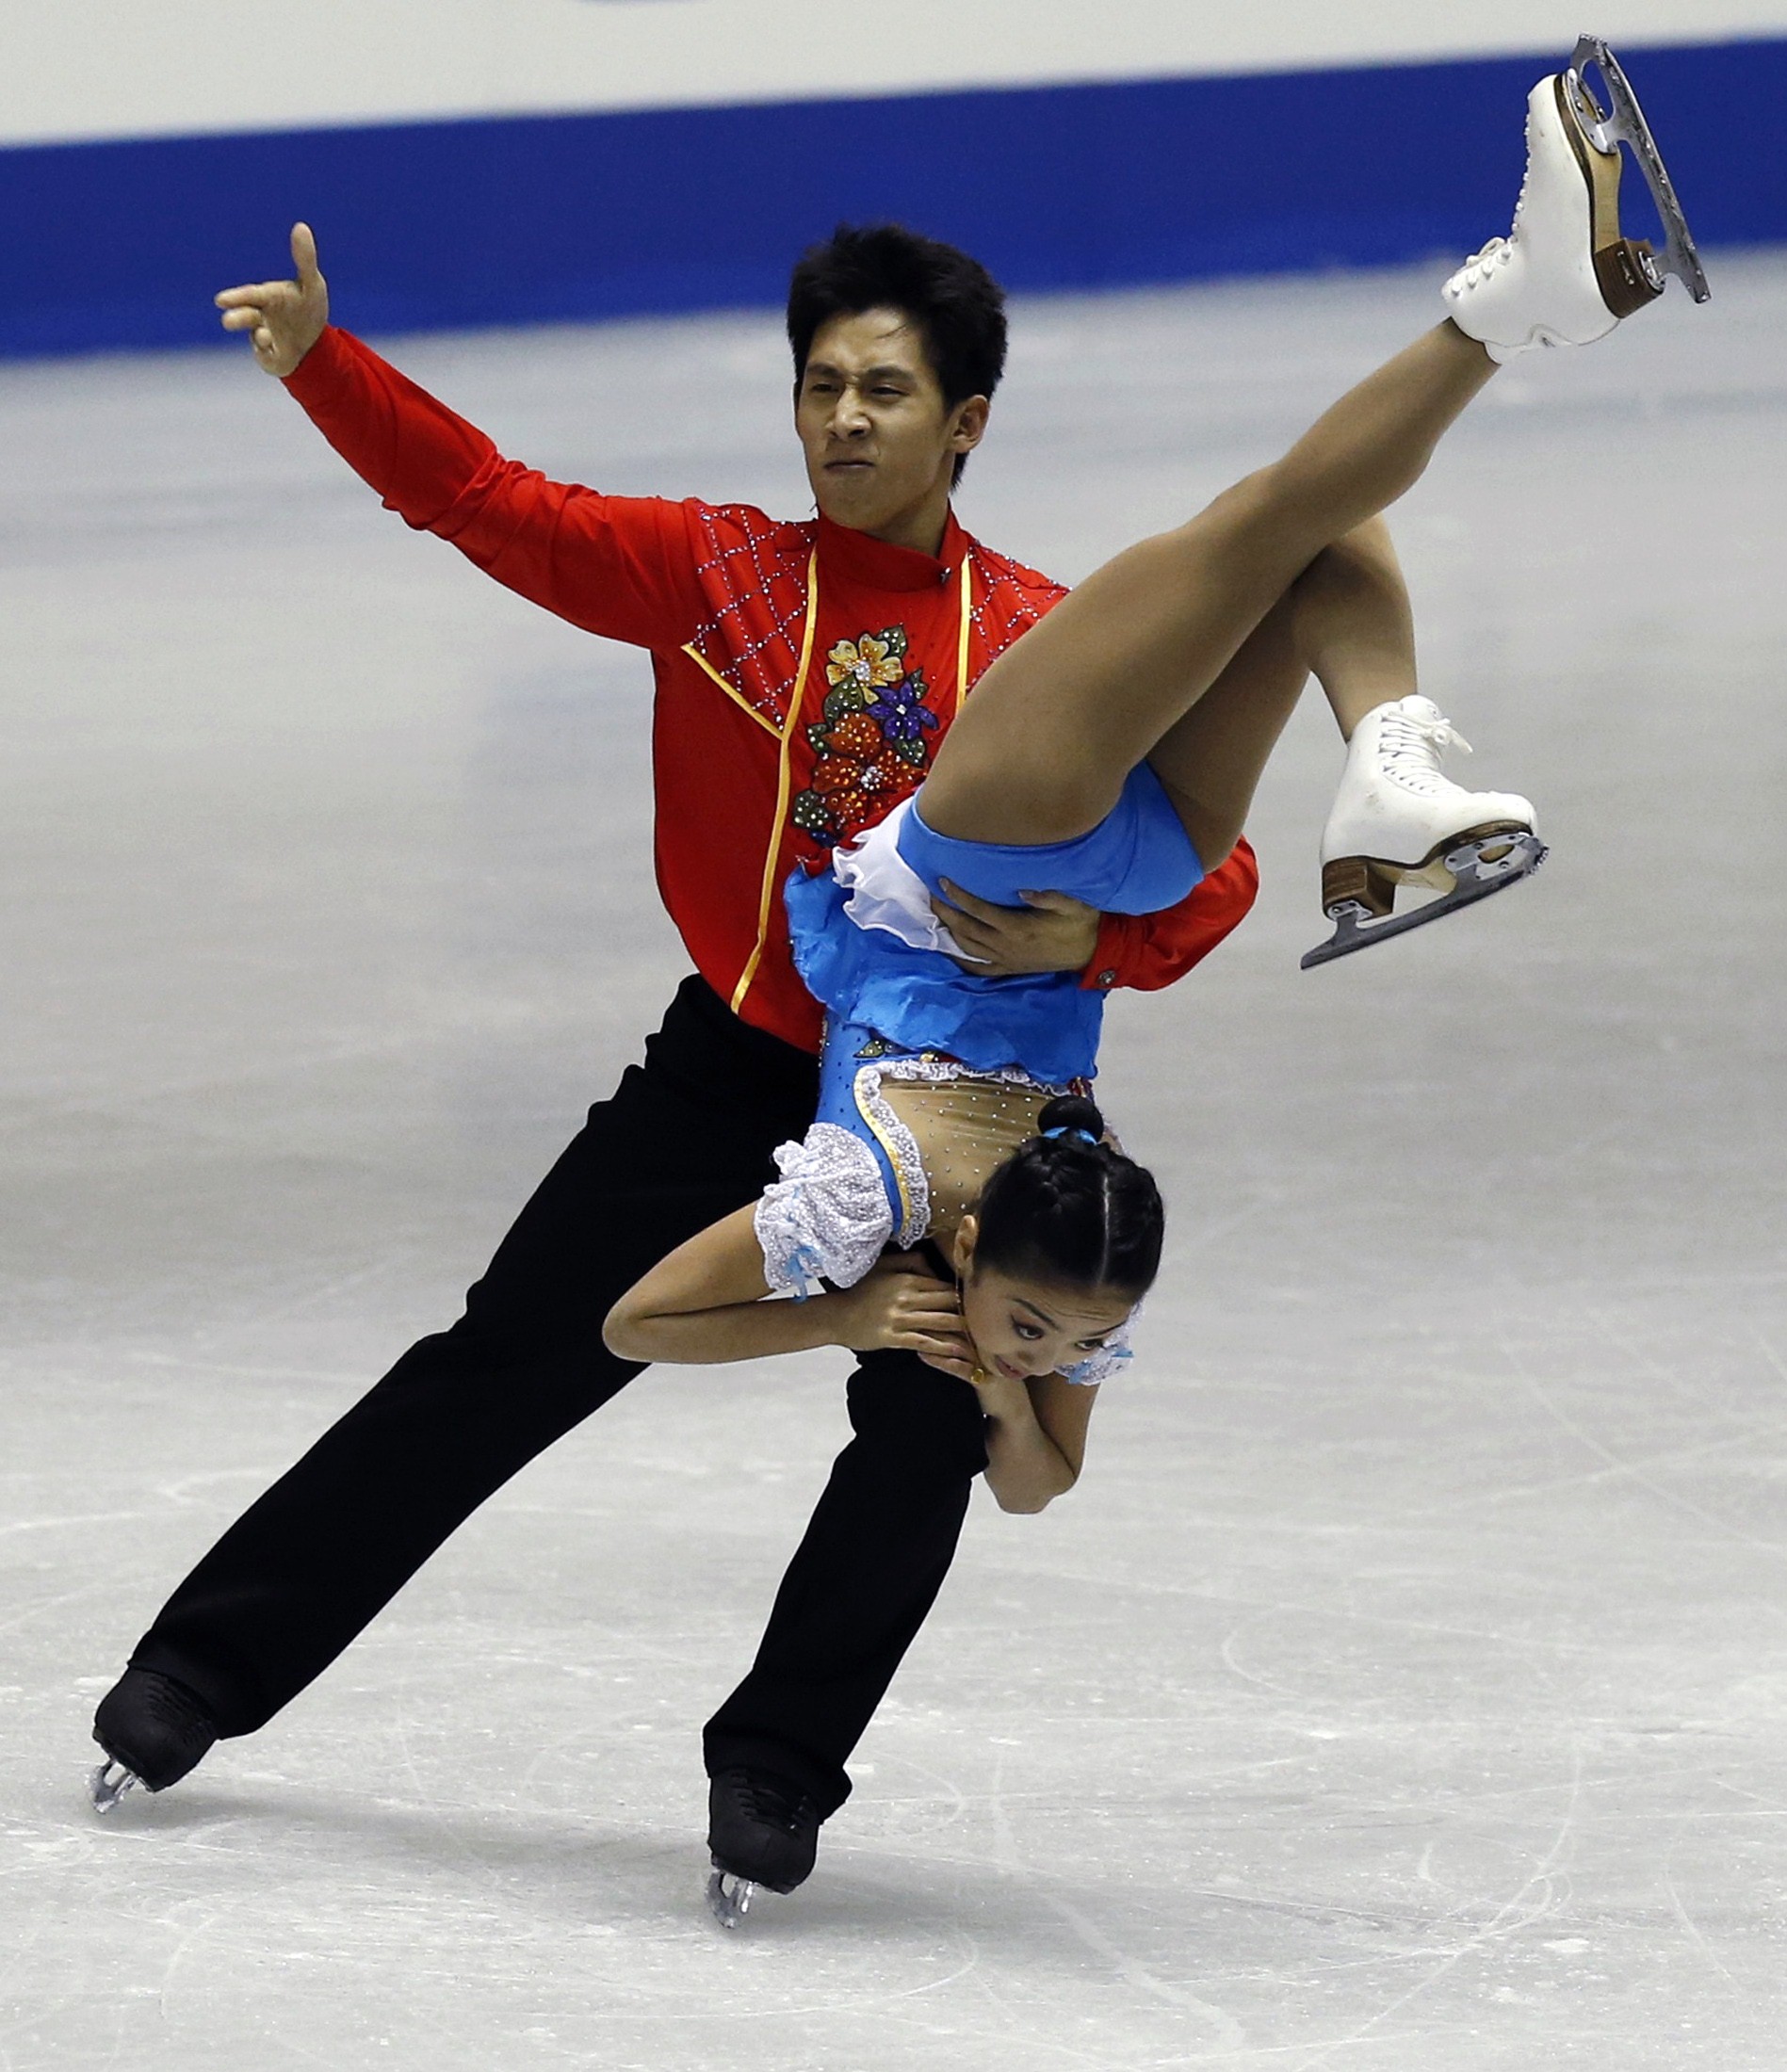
[832,799,982,962]
[1060,1307,1140,1386]
[754,1123,897,1297]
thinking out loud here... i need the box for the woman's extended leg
[921,38,1710,855]
[1145,516,1418,871]
[919,323,1496,848]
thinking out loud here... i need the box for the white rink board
[6,0,1787,145]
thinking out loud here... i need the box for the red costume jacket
[284,326,1259,1053]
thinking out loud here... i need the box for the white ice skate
[1302,696,1546,969]
[1443,37,1710,361]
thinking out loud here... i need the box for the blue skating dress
[753,766,1202,1384]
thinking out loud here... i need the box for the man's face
[794,306,987,539]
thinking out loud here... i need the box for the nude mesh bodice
[875,1072,1053,1249]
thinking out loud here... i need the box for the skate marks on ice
[1491,1326,1787,1568]
[6,256,1787,2064]
[1274,1747,1588,2069]
[986,1746,1246,2048]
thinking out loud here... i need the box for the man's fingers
[1017,889,1090,915]
[929,900,1002,954]
[290,221,322,285]
[934,877,1012,924]
[219,304,263,332]
[215,283,286,309]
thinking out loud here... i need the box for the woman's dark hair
[786,222,1009,488]
[973,1095,1164,1298]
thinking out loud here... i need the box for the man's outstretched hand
[215,222,329,377]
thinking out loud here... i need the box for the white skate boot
[1443,37,1709,361]
[1302,696,1546,969]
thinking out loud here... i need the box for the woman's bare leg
[1301,518,1420,742]
[920,323,1493,848]
[1146,517,1419,870]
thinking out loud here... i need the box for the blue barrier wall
[4,39,1780,359]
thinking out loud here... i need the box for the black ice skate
[89,1667,219,1812]
[706,1767,820,1928]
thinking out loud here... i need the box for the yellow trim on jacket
[729,547,821,1013]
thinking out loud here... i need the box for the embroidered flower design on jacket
[828,632,904,694]
[792,626,942,849]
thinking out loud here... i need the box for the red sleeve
[1080,837,1259,995]
[282,325,705,650]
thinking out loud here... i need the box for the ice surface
[3,255,1785,2068]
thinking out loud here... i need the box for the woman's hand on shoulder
[831,1253,974,1374]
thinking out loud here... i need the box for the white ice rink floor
[5,254,1786,2068]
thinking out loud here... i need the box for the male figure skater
[89,221,1259,1892]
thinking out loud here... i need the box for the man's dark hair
[786,222,1008,488]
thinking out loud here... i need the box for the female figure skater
[607,40,1708,1921]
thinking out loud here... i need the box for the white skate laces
[1371,697,1472,794]
[1302,695,1547,971]
[1443,38,1710,360]
[1452,239,1515,294]
[1453,141,1538,295]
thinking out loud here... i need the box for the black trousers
[130,976,988,1818]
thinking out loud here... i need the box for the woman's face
[951,1221,1135,1382]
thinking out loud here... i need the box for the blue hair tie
[1042,1125,1098,1144]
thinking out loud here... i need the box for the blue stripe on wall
[3,40,1783,359]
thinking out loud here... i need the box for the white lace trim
[849,1053,1084,1252]
[1061,1306,1140,1387]
[833,799,981,962]
[754,1123,896,1296]
[867,1052,1063,1094]
[849,1065,932,1250]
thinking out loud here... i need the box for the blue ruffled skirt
[785,764,1203,1086]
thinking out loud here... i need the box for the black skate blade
[707,1868,756,1929]
[89,1758,142,1814]
[1302,833,1547,970]
[1568,37,1711,302]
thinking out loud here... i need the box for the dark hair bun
[1035,1093,1105,1145]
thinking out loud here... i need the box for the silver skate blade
[707,1869,756,1930]
[1301,832,1547,970]
[1568,37,1711,302]
[89,1758,142,1814]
